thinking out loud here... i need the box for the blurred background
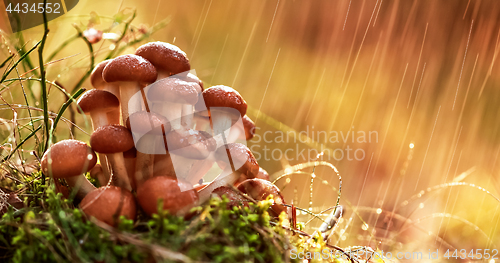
[1,0,500,258]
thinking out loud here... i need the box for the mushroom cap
[212,186,249,208]
[41,139,97,178]
[90,125,135,154]
[126,111,171,135]
[202,85,247,117]
[90,60,111,88]
[77,89,119,114]
[215,143,259,178]
[236,178,287,217]
[135,42,190,76]
[235,167,269,185]
[102,54,157,83]
[242,116,256,140]
[165,128,216,159]
[137,176,198,216]
[174,73,203,91]
[147,77,200,104]
[80,186,137,227]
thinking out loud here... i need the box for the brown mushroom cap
[90,60,111,88]
[236,178,287,217]
[126,111,171,135]
[80,186,137,227]
[242,116,256,140]
[202,85,247,117]
[90,125,135,154]
[77,89,119,114]
[137,176,198,216]
[41,140,97,178]
[165,128,216,159]
[215,143,259,178]
[135,42,190,76]
[102,54,157,83]
[147,77,200,104]
[174,73,203,91]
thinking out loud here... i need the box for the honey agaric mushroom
[102,54,157,123]
[235,167,269,185]
[228,115,256,143]
[137,176,198,216]
[90,60,120,124]
[135,42,190,79]
[147,77,200,130]
[164,128,216,183]
[197,143,259,204]
[41,140,97,200]
[80,186,136,227]
[237,178,288,217]
[126,111,171,187]
[174,73,203,91]
[201,85,247,146]
[90,125,134,190]
[77,89,119,129]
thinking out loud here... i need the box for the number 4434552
[6,3,61,14]
[444,249,498,260]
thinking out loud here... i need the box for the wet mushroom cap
[256,167,270,181]
[41,140,97,178]
[215,143,259,178]
[80,186,137,227]
[242,116,256,140]
[126,111,171,135]
[202,85,247,117]
[90,60,111,88]
[102,54,157,83]
[147,78,200,104]
[236,178,287,217]
[165,128,216,159]
[137,176,199,216]
[135,42,190,76]
[90,125,135,154]
[174,73,203,91]
[77,89,119,114]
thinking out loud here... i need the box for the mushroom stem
[89,112,110,130]
[169,154,199,181]
[65,175,97,200]
[106,153,132,190]
[134,134,159,187]
[124,156,137,190]
[197,169,239,204]
[184,155,216,185]
[210,110,233,148]
[103,84,121,124]
[181,104,194,128]
[153,154,175,177]
[119,82,146,124]
[153,103,183,130]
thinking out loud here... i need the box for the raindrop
[341,236,346,241]
[87,154,93,160]
[409,143,414,149]
[376,208,382,214]
[419,203,424,209]
[361,223,369,231]
[109,44,116,50]
[311,173,316,179]
[285,178,291,184]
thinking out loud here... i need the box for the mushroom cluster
[41,42,286,226]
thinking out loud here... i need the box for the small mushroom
[201,85,247,147]
[147,77,200,130]
[174,73,203,91]
[197,143,259,204]
[77,89,119,129]
[80,186,136,227]
[102,54,157,124]
[90,60,121,124]
[235,167,269,185]
[41,140,97,200]
[126,111,171,188]
[237,178,287,217]
[164,127,216,183]
[90,125,134,190]
[135,42,190,79]
[137,176,198,216]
